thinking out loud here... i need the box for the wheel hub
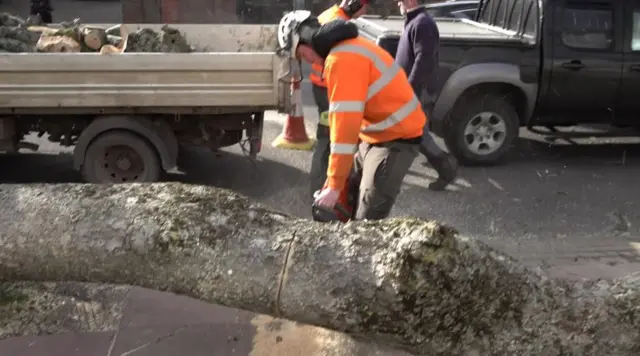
[103,145,144,182]
[463,112,507,155]
[116,157,132,171]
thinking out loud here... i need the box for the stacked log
[0,12,194,53]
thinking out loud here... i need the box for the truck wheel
[82,130,161,183]
[444,94,519,166]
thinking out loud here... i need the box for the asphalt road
[2,82,639,266]
[1,82,640,356]
[1,1,640,355]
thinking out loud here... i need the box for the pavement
[1,1,640,355]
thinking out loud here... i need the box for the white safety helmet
[277,10,313,57]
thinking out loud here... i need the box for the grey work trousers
[351,140,419,220]
[420,91,447,160]
[309,84,331,199]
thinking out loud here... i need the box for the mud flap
[248,112,264,158]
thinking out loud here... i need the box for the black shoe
[428,154,458,191]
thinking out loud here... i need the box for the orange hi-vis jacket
[309,5,349,88]
[323,37,427,191]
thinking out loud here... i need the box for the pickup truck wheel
[444,94,519,165]
[82,131,161,184]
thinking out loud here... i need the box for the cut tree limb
[2,13,191,53]
[35,34,81,52]
[0,183,638,355]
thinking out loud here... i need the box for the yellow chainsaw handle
[319,111,330,126]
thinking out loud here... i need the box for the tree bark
[0,183,638,355]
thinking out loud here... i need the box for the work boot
[428,154,458,191]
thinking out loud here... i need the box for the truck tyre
[443,93,519,166]
[82,130,161,184]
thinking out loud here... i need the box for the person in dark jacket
[395,0,458,191]
[30,0,53,24]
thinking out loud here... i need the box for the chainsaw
[311,176,357,223]
[312,201,352,222]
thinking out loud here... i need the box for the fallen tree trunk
[0,183,638,355]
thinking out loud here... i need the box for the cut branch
[0,183,638,355]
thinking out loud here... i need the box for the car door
[615,2,640,123]
[544,0,623,124]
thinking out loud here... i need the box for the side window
[523,1,538,38]
[451,9,477,20]
[458,9,478,20]
[561,4,613,50]
[631,12,640,51]
[507,0,524,32]
[495,0,508,27]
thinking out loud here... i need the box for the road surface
[1,81,639,356]
[1,1,639,355]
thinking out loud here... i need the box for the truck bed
[355,16,514,41]
[0,24,287,114]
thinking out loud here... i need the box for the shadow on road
[0,153,83,183]
[0,148,312,217]
[393,138,640,246]
[508,138,640,166]
[172,145,312,211]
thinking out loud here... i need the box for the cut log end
[36,34,81,52]
[81,27,107,50]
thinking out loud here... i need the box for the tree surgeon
[278,11,425,220]
[308,0,369,203]
[396,0,458,190]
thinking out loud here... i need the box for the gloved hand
[313,188,340,209]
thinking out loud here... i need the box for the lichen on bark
[0,183,639,355]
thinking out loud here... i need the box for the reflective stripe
[329,44,402,100]
[367,65,400,99]
[329,43,419,132]
[312,68,323,77]
[328,43,422,133]
[329,101,365,113]
[330,143,357,154]
[361,96,420,133]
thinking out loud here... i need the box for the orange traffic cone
[272,79,315,151]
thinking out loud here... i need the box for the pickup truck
[423,0,479,20]
[355,0,640,165]
[0,23,290,183]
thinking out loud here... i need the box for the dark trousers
[420,92,447,160]
[309,84,331,199]
[351,140,419,220]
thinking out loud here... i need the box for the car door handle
[630,64,640,72]
[561,61,584,70]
